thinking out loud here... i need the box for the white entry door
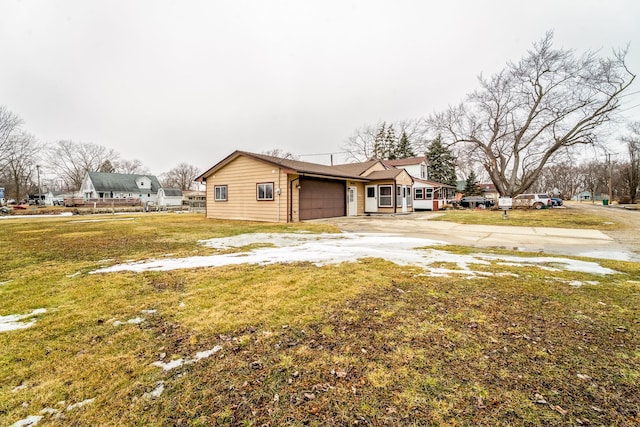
[365,185,377,212]
[348,186,357,216]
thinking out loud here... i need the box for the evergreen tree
[373,122,387,159]
[99,160,116,173]
[425,135,456,186]
[395,131,415,159]
[385,124,397,160]
[463,170,482,195]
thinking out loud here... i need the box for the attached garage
[299,178,346,220]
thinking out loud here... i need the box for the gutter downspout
[289,176,300,222]
[277,168,281,223]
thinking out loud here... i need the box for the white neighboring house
[80,172,162,204]
[157,188,183,207]
[383,157,456,211]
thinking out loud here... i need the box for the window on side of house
[414,188,424,199]
[214,185,228,201]
[407,187,412,206]
[257,182,274,201]
[426,188,434,200]
[379,185,392,207]
[396,185,402,207]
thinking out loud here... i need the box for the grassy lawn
[1,213,639,426]
[431,204,622,230]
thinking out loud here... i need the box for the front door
[365,185,377,213]
[348,186,357,216]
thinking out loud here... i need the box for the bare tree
[49,140,120,190]
[0,131,41,200]
[160,163,201,191]
[342,118,426,162]
[114,159,148,174]
[0,106,25,172]
[428,31,636,196]
[621,121,640,203]
[262,149,299,160]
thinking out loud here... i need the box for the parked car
[512,193,551,209]
[550,197,563,207]
[459,196,495,208]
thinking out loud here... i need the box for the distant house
[44,191,75,206]
[383,157,456,210]
[80,172,162,204]
[479,183,499,201]
[182,190,206,211]
[196,150,415,222]
[157,188,183,207]
[572,191,606,202]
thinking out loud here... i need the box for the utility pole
[36,164,41,195]
[607,153,614,205]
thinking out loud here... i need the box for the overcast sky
[1,0,639,175]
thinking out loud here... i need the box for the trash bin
[603,199,609,206]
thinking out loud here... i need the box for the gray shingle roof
[161,188,183,197]
[88,172,161,193]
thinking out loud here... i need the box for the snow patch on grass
[1,309,47,333]
[151,345,223,371]
[90,232,618,277]
[9,415,42,426]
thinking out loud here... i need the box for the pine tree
[463,170,482,196]
[385,124,397,160]
[99,160,115,173]
[425,135,456,186]
[395,131,415,159]
[373,122,387,159]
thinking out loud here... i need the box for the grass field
[430,204,623,230]
[1,212,639,426]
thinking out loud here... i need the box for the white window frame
[415,188,424,200]
[257,182,274,201]
[378,185,393,207]
[425,188,434,200]
[214,185,228,201]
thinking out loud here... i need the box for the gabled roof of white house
[87,172,162,193]
[160,188,183,197]
[413,177,456,188]
[382,156,427,167]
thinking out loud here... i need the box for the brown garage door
[299,178,346,220]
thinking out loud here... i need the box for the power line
[298,151,348,158]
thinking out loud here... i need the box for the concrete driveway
[319,206,640,262]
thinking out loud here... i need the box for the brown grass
[1,212,639,426]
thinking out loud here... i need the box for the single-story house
[572,191,607,202]
[43,191,75,206]
[80,172,162,204]
[479,183,499,201]
[196,150,415,222]
[157,188,183,207]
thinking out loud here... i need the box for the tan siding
[204,156,290,222]
[362,163,386,175]
[347,181,366,215]
[289,174,300,222]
